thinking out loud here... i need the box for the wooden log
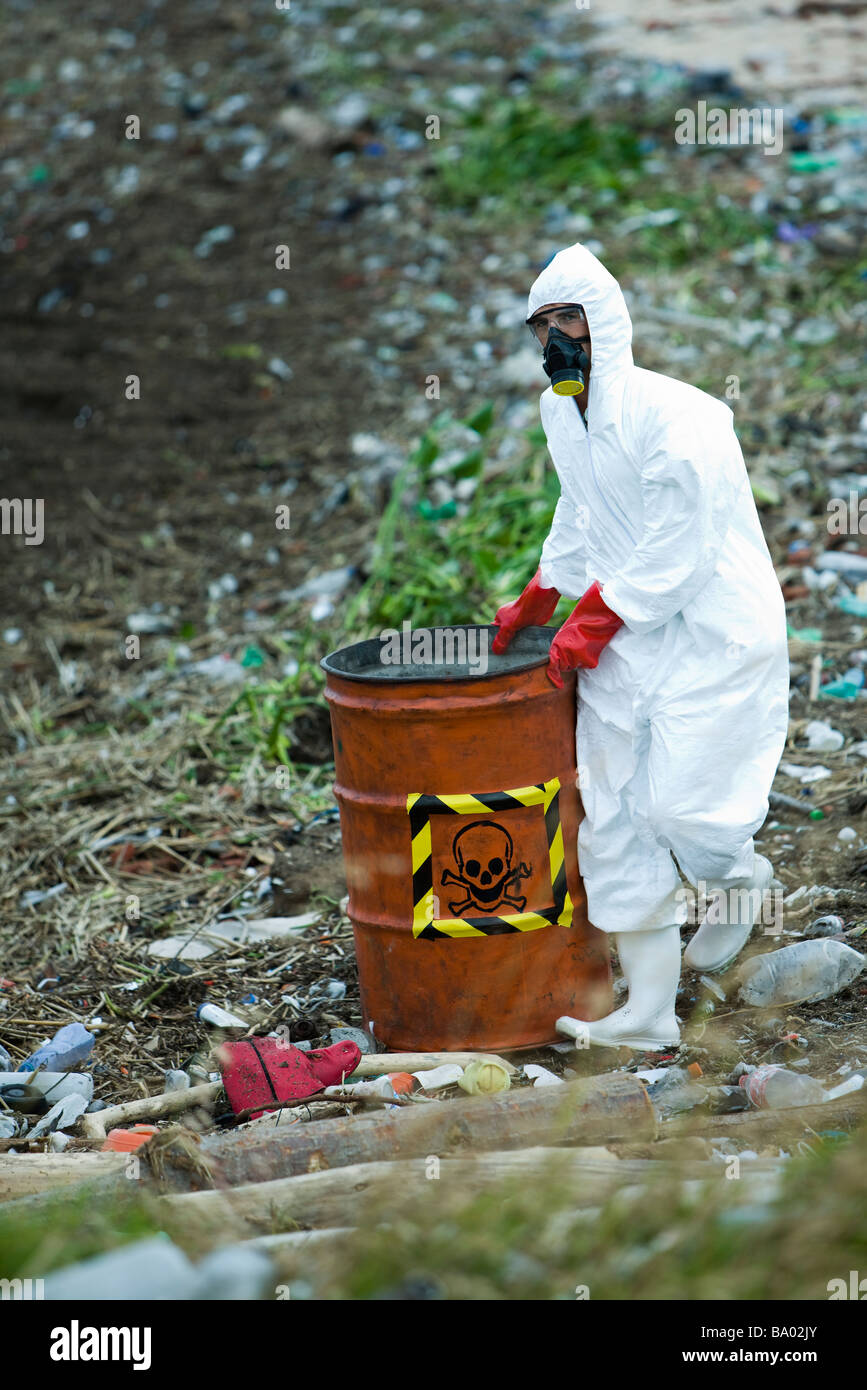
[662,1086,867,1143]
[77,1082,223,1141]
[159,1147,784,1238]
[0,1153,127,1202]
[152,1073,656,1193]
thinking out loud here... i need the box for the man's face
[527,303,592,368]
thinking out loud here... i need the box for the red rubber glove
[491,567,560,654]
[547,580,623,687]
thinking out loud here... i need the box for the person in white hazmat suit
[492,242,789,1050]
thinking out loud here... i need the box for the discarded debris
[737,939,865,1006]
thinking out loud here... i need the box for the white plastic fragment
[28,1094,88,1140]
[147,935,216,960]
[804,720,844,752]
[412,1064,464,1090]
[523,1064,564,1087]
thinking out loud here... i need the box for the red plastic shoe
[218,1038,361,1118]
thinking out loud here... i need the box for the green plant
[436,99,643,209]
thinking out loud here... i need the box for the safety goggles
[526,305,587,344]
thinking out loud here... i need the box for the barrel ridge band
[406,778,574,940]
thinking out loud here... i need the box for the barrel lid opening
[321,624,555,683]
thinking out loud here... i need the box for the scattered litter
[0,1072,93,1106]
[737,940,865,1007]
[805,915,846,937]
[21,883,68,908]
[778,762,832,784]
[185,653,247,683]
[646,1067,706,1117]
[196,1003,250,1029]
[740,1065,827,1110]
[523,1063,564,1087]
[28,1093,89,1140]
[0,1082,44,1114]
[803,720,844,752]
[305,979,346,1003]
[147,935,216,961]
[329,1025,377,1053]
[202,913,319,946]
[101,1124,160,1152]
[21,1023,95,1073]
[412,1063,464,1090]
[768,791,822,819]
[458,1060,511,1096]
[126,610,174,635]
[824,1072,866,1102]
[219,1038,361,1117]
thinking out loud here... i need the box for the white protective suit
[530,243,789,934]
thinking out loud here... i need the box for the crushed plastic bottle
[803,720,844,752]
[20,1023,95,1073]
[805,914,846,937]
[740,1065,827,1110]
[737,939,864,1007]
[646,1066,707,1116]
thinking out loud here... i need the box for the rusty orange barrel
[321,624,611,1052]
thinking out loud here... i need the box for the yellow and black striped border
[406,778,573,940]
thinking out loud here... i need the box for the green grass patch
[436,98,644,209]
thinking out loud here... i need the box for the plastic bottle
[646,1066,707,1116]
[20,1023,95,1072]
[740,1065,827,1109]
[196,1003,249,1028]
[707,1084,751,1114]
[737,939,864,1007]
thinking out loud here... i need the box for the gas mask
[542,325,590,398]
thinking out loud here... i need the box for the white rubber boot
[556,924,682,1050]
[683,853,773,975]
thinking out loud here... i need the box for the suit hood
[527,242,634,380]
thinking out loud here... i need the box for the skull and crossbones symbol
[440,820,532,915]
